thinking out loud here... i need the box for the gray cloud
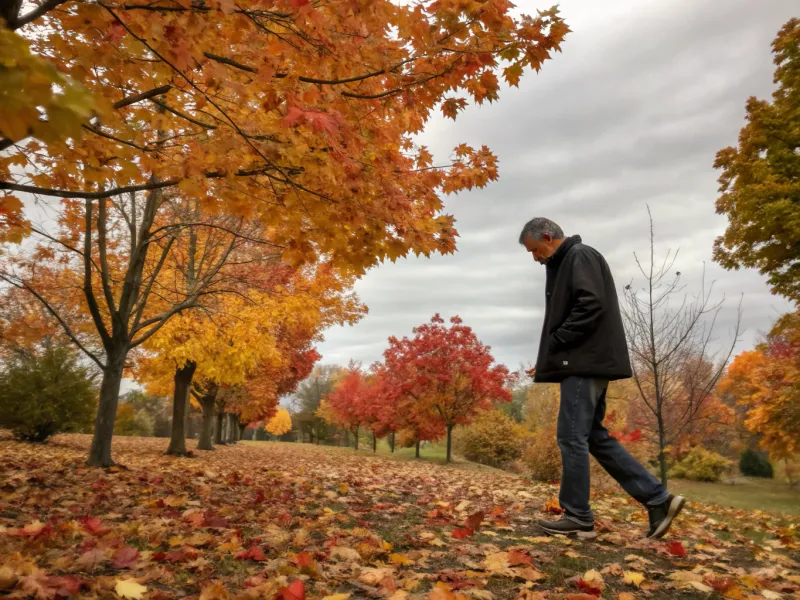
[316,0,796,370]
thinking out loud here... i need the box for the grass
[245,438,463,464]
[669,476,800,515]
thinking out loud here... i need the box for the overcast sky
[315,0,797,372]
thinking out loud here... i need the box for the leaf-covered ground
[1,435,798,600]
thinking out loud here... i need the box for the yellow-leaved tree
[266,409,292,437]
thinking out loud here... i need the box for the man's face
[522,233,559,265]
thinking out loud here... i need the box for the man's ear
[543,233,552,242]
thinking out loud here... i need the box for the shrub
[459,409,526,467]
[739,449,774,478]
[522,423,562,482]
[669,447,731,482]
[0,340,97,442]
[114,403,155,437]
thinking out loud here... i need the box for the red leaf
[106,21,125,44]
[203,512,230,528]
[451,527,473,540]
[47,575,81,598]
[111,547,140,569]
[164,550,189,563]
[289,0,309,8]
[293,551,313,567]
[78,516,109,536]
[235,546,267,562]
[667,541,687,557]
[276,580,304,600]
[507,550,532,566]
[576,579,602,597]
[465,510,484,531]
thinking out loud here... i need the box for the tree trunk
[198,393,217,451]
[343,428,350,447]
[166,361,197,456]
[657,418,668,486]
[390,431,395,453]
[215,409,225,445]
[372,432,377,452]
[415,438,420,459]
[446,423,454,463]
[354,426,359,451]
[226,414,236,444]
[238,422,246,441]
[87,349,126,467]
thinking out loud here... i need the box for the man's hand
[525,367,536,378]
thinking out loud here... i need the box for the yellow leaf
[115,579,147,600]
[583,569,604,587]
[483,552,509,572]
[689,581,714,593]
[623,572,645,588]
[321,595,351,600]
[218,536,241,552]
[390,553,413,566]
[338,482,350,495]
[381,540,394,552]
[618,593,636,600]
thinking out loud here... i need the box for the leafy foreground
[1,436,798,600]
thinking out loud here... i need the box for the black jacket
[533,235,632,383]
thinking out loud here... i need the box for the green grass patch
[669,477,800,515]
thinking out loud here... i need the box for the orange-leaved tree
[718,311,800,460]
[1,0,568,467]
[137,260,363,454]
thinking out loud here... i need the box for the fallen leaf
[111,548,140,570]
[622,571,645,588]
[115,579,147,600]
[667,541,687,558]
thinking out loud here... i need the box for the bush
[114,403,155,437]
[459,410,526,467]
[522,423,562,482]
[739,449,774,478]
[669,447,731,482]
[0,340,97,442]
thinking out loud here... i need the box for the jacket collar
[546,234,582,268]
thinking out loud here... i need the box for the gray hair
[518,217,564,244]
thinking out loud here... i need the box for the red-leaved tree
[383,315,511,462]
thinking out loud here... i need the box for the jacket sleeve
[551,251,606,350]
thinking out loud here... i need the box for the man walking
[520,217,685,539]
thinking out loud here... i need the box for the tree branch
[114,85,172,109]
[0,274,106,369]
[82,198,113,347]
[0,179,180,199]
[11,0,67,29]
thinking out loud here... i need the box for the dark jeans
[557,376,668,526]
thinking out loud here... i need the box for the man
[520,217,685,539]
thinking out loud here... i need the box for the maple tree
[265,408,292,437]
[713,18,800,303]
[621,210,741,484]
[381,314,511,462]
[718,310,800,460]
[1,0,568,468]
[323,367,371,451]
[136,258,360,456]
